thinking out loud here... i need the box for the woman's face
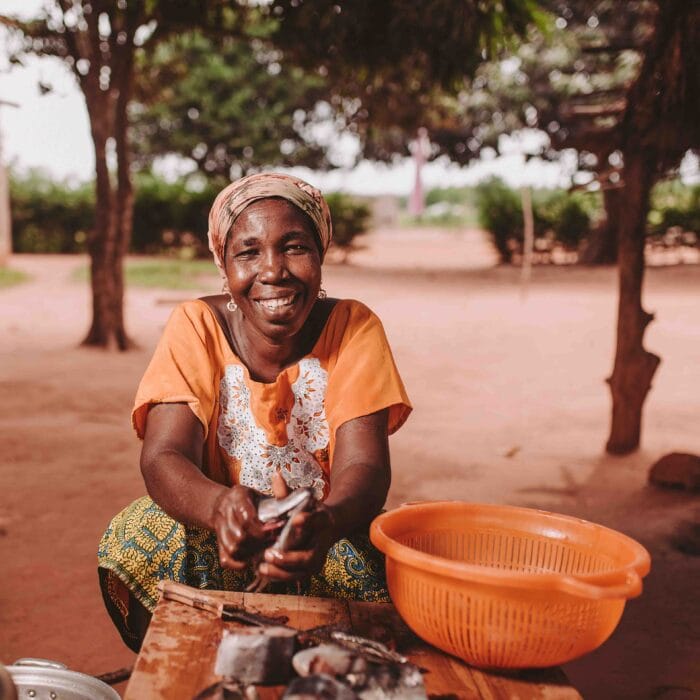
[224,198,322,342]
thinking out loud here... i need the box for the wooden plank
[125,591,353,700]
[126,592,582,700]
[124,596,224,699]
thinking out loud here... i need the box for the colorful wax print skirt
[98,497,389,649]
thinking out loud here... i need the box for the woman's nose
[258,249,288,282]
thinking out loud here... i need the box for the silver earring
[227,298,238,312]
[318,287,327,300]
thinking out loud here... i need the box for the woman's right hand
[212,486,274,570]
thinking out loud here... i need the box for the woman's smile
[254,291,303,319]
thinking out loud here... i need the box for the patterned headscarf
[207,173,333,290]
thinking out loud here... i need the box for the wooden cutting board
[125,591,582,699]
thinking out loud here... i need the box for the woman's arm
[323,408,391,536]
[260,408,391,581]
[140,403,269,569]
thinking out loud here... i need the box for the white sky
[1,0,697,195]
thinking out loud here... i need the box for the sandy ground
[1,230,699,699]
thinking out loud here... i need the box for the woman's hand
[212,485,279,570]
[252,470,334,583]
[258,503,338,582]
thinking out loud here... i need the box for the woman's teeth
[258,295,296,310]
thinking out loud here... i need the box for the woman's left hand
[257,470,337,582]
[258,504,337,582]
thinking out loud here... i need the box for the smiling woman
[221,198,324,366]
[97,173,412,652]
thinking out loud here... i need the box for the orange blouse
[132,299,411,499]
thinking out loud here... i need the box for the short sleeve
[324,301,412,438]
[131,302,218,440]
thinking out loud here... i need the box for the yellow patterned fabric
[98,496,389,615]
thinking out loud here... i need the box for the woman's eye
[235,249,258,258]
[286,244,308,253]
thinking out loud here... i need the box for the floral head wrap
[207,173,333,290]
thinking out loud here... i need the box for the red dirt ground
[1,236,699,699]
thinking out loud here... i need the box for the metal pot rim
[5,659,120,700]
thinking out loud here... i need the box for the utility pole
[0,99,19,267]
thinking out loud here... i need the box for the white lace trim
[217,358,329,498]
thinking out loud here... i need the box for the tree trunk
[606,152,660,454]
[80,41,136,349]
[81,109,132,349]
[579,186,620,265]
[111,40,137,350]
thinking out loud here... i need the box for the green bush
[10,171,93,253]
[475,178,596,263]
[10,170,371,257]
[324,192,371,249]
[535,191,592,250]
[425,186,473,207]
[648,180,700,241]
[131,173,218,256]
[407,186,479,227]
[474,178,524,263]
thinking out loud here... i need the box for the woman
[98,173,411,651]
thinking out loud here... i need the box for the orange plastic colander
[370,501,650,669]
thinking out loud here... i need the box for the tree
[131,29,330,180]
[4,1,241,349]
[357,1,655,265]
[427,0,698,453]
[605,0,700,454]
[265,0,542,152]
[134,2,542,181]
[4,0,539,349]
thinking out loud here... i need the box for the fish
[330,631,409,666]
[257,488,314,523]
[349,663,428,700]
[192,679,259,700]
[215,626,297,685]
[247,489,314,593]
[290,640,427,699]
[282,674,359,700]
[292,644,368,678]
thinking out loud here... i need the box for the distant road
[334,227,500,270]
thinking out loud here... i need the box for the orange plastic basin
[370,501,651,669]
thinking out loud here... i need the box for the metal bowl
[4,659,120,700]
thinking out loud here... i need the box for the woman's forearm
[323,461,391,540]
[141,448,228,530]
[323,409,392,540]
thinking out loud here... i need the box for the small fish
[293,644,368,678]
[247,489,314,593]
[350,663,427,700]
[192,679,259,700]
[257,488,314,523]
[282,674,358,700]
[330,631,409,666]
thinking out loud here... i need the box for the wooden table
[125,591,582,699]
